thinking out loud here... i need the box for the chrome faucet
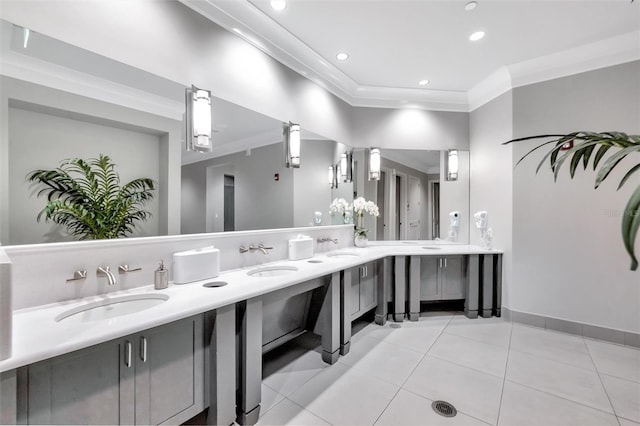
[317,237,339,244]
[249,244,273,254]
[257,243,273,254]
[239,244,273,254]
[97,266,117,286]
[240,244,273,254]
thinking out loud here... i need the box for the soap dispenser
[155,261,168,290]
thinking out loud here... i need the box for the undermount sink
[247,265,298,277]
[326,251,361,258]
[55,293,169,323]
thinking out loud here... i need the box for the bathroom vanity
[0,228,500,426]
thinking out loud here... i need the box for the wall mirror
[0,19,469,245]
[349,149,469,243]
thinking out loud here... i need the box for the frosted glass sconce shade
[446,149,459,181]
[340,151,353,183]
[185,85,212,152]
[368,148,381,181]
[284,122,301,168]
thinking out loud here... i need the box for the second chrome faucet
[97,266,117,286]
[239,243,273,254]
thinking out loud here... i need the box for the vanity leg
[207,305,236,426]
[393,256,406,322]
[494,255,503,317]
[236,298,262,426]
[481,255,494,318]
[340,269,351,355]
[465,255,479,319]
[321,272,340,364]
[375,258,389,326]
[408,256,420,321]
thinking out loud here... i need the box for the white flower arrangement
[329,197,351,216]
[352,196,379,237]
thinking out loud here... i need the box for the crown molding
[179,0,471,112]
[508,31,640,90]
[467,66,513,112]
[183,1,639,114]
[0,49,185,120]
[468,31,640,112]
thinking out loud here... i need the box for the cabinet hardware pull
[125,341,132,368]
[444,258,447,268]
[140,336,147,363]
[439,258,442,268]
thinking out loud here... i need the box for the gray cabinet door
[441,256,465,300]
[350,268,361,318]
[24,315,204,426]
[26,339,135,425]
[359,262,377,314]
[350,263,378,321]
[136,316,204,426]
[419,257,440,300]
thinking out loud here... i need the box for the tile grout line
[280,395,335,426]
[583,337,622,426]
[495,321,514,426]
[502,378,625,420]
[370,315,455,426]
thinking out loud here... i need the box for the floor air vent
[431,400,457,417]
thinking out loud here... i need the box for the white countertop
[0,243,500,372]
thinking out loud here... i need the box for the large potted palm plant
[505,132,639,270]
[27,154,156,240]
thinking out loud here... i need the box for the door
[136,316,204,425]
[376,171,385,241]
[407,176,421,239]
[359,263,377,314]
[26,339,135,425]
[350,269,361,318]
[441,256,465,300]
[223,174,235,231]
[431,181,440,239]
[419,257,440,301]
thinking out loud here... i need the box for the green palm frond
[27,154,156,241]
[504,131,640,271]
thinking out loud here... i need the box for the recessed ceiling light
[336,52,349,61]
[418,79,430,86]
[270,0,286,11]
[465,1,478,11]
[469,31,485,41]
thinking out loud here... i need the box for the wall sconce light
[185,85,212,152]
[340,151,353,183]
[283,122,301,168]
[446,149,459,181]
[368,148,381,181]
[328,164,339,189]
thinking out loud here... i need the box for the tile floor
[256,313,640,426]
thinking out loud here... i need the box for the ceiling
[182,0,640,111]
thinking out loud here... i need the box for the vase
[354,234,368,248]
[343,211,352,224]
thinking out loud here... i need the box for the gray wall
[469,92,514,308]
[8,107,161,244]
[0,77,182,245]
[350,107,470,151]
[511,61,640,332]
[293,140,334,227]
[181,142,295,233]
[439,151,470,243]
